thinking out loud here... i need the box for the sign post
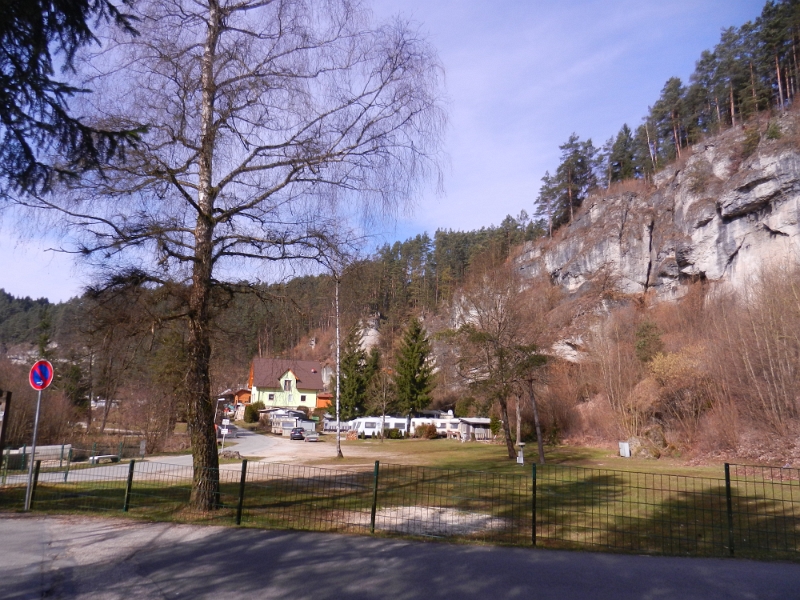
[220,419,230,451]
[0,390,11,472]
[25,360,53,511]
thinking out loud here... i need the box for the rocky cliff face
[517,114,800,304]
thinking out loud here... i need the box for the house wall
[253,370,319,409]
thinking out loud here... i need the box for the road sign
[222,418,230,426]
[220,428,229,435]
[29,360,54,391]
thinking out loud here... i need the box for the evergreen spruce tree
[609,124,635,183]
[0,0,140,194]
[393,317,435,418]
[335,326,379,421]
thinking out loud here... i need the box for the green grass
[310,438,728,479]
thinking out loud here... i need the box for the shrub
[766,120,782,140]
[385,428,403,439]
[741,127,760,158]
[634,321,663,363]
[489,416,502,436]
[415,423,438,439]
[244,401,265,423]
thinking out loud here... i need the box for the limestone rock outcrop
[516,115,800,304]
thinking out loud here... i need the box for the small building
[249,358,326,410]
[458,418,493,441]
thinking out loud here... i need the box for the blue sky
[0,0,762,302]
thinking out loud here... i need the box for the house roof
[251,358,325,391]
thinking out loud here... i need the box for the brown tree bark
[526,379,545,465]
[498,396,515,459]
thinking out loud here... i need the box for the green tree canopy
[393,317,435,416]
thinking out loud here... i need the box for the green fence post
[123,459,136,512]
[724,463,735,557]
[370,460,380,534]
[30,460,41,510]
[63,448,72,483]
[236,459,248,525]
[117,441,124,461]
[59,444,64,468]
[2,448,10,484]
[532,463,537,546]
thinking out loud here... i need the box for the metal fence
[0,460,798,559]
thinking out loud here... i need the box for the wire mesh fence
[535,464,731,555]
[0,458,798,559]
[727,464,800,558]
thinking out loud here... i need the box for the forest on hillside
[2,0,800,465]
[535,0,800,233]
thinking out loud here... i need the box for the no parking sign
[29,360,54,391]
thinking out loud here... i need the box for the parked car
[289,427,305,440]
[304,432,320,442]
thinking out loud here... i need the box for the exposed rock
[517,116,800,313]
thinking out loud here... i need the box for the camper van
[348,416,408,438]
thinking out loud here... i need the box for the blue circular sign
[29,360,54,391]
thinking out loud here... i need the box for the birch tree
[15,0,445,508]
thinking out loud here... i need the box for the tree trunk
[515,396,521,446]
[526,379,545,464]
[186,1,221,511]
[729,83,736,127]
[776,54,785,110]
[498,396,515,459]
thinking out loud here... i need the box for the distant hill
[0,289,54,349]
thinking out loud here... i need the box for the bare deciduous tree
[15,0,445,508]
[452,258,549,462]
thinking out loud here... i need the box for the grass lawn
[308,438,730,480]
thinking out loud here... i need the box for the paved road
[2,429,279,484]
[2,514,799,600]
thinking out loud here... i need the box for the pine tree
[393,317,435,417]
[609,124,635,183]
[335,326,379,421]
[0,0,140,194]
[535,171,558,237]
[552,134,598,226]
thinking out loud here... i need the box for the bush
[634,321,663,363]
[489,416,502,436]
[766,120,782,140]
[741,127,760,158]
[385,428,403,439]
[414,423,438,439]
[244,401,265,423]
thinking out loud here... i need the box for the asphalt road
[2,428,279,484]
[2,514,799,600]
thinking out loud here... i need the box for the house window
[268,393,275,401]
[301,395,307,402]
[284,380,291,391]
[365,422,376,429]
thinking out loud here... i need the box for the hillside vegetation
[2,0,800,465]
